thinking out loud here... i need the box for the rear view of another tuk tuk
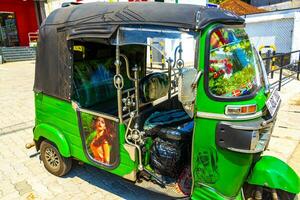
[31,2,300,200]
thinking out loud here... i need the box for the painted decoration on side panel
[81,113,118,166]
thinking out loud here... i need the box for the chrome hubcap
[45,148,60,170]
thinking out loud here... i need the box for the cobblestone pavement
[266,74,300,176]
[0,61,299,200]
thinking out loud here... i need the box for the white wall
[245,18,294,53]
[259,1,300,11]
[245,9,300,54]
[291,12,300,61]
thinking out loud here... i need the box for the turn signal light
[225,105,257,115]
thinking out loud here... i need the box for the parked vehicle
[31,2,300,199]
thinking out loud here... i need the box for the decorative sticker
[194,148,219,184]
[209,27,260,97]
[81,112,118,166]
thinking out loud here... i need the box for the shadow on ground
[65,162,172,200]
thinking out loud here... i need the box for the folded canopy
[34,2,244,101]
[44,2,243,30]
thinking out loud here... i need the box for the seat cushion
[156,121,194,141]
[143,109,191,131]
[144,109,193,141]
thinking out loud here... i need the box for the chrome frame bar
[196,111,263,121]
[78,108,119,123]
[71,102,119,122]
[115,30,123,123]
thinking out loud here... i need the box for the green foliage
[209,0,225,4]
[210,66,255,96]
[82,112,94,133]
[209,0,250,4]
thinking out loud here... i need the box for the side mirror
[178,68,201,118]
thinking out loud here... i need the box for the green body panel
[247,156,300,194]
[34,93,137,177]
[191,23,268,198]
[192,187,244,200]
[34,123,71,157]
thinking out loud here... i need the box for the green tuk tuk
[31,2,299,199]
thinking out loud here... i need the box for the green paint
[247,156,300,194]
[34,93,137,177]
[191,23,268,198]
[192,187,244,200]
[34,123,71,157]
[143,137,153,166]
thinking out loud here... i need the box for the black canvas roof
[44,2,244,30]
[34,2,245,101]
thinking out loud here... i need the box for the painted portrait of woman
[85,116,116,164]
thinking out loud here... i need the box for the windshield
[208,27,262,98]
[112,26,198,69]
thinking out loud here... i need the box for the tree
[209,0,251,4]
[209,0,226,4]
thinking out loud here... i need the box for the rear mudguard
[247,155,300,194]
[33,123,71,157]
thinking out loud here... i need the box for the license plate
[266,90,281,117]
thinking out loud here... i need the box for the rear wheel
[40,140,72,176]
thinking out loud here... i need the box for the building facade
[245,8,300,60]
[0,0,41,46]
[251,0,300,11]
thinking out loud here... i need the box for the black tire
[244,183,297,200]
[277,189,297,200]
[40,140,72,177]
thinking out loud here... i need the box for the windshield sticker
[209,27,260,97]
[194,148,219,184]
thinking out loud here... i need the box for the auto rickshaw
[31,2,300,199]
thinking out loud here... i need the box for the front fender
[247,155,300,194]
[34,123,71,157]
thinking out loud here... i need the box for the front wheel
[244,184,297,200]
[40,140,72,177]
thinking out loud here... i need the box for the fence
[262,50,300,91]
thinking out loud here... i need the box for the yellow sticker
[73,45,85,52]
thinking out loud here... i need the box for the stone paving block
[46,181,65,194]
[20,192,42,200]
[14,180,33,196]
[265,136,299,162]
[272,127,300,141]
[41,175,58,186]
[87,192,108,200]
[68,192,90,200]
[0,180,16,196]
[78,182,98,196]
[56,176,72,185]
[10,174,29,185]
[1,190,20,200]
[288,144,300,175]
[53,192,73,200]
[30,180,54,199]
[276,112,300,130]
[69,176,85,185]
